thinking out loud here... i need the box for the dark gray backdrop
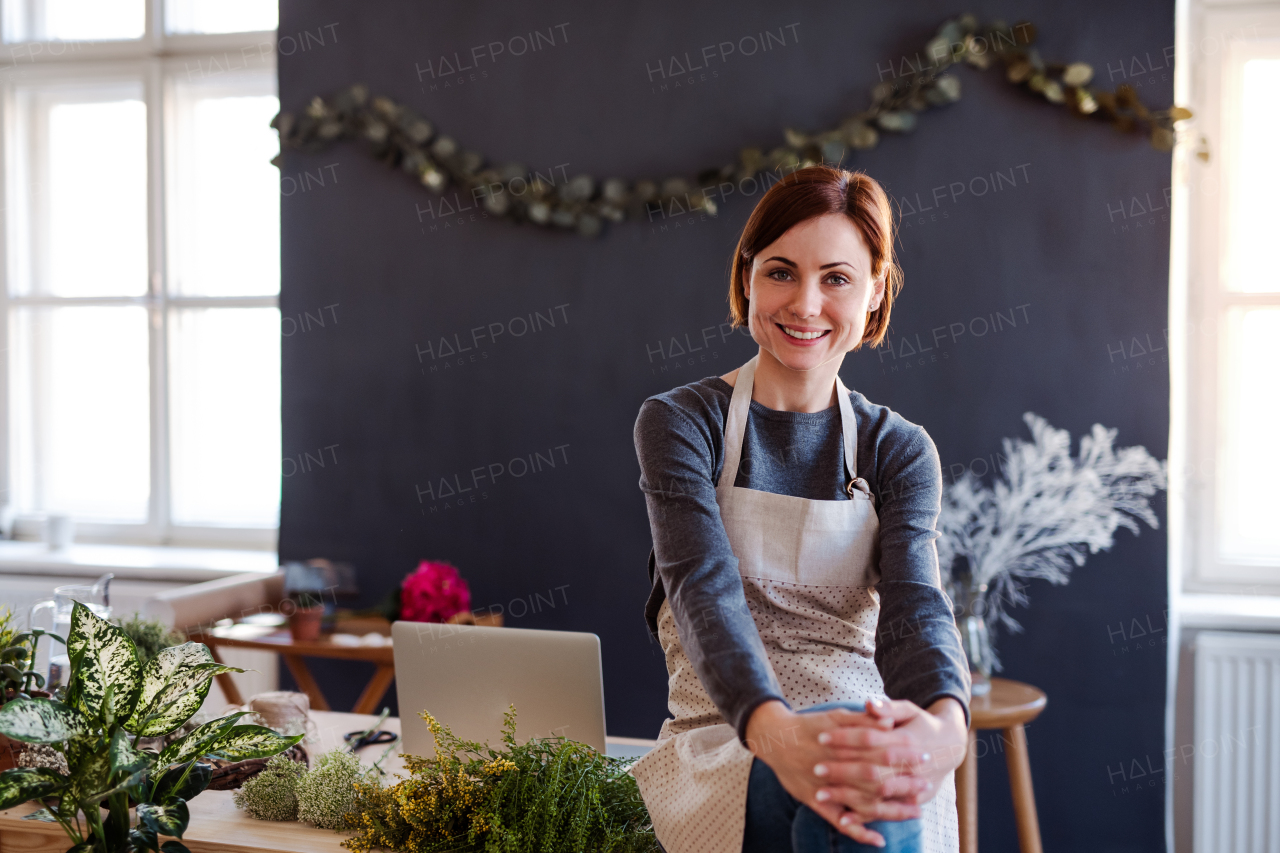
[278,2,1172,850]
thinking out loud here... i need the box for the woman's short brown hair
[728,165,902,348]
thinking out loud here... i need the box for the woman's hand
[812,697,968,821]
[744,700,933,847]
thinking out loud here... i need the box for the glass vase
[958,613,993,696]
[953,579,994,696]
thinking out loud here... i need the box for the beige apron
[632,354,958,853]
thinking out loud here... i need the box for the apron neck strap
[835,373,858,486]
[717,354,859,491]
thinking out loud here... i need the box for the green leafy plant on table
[0,601,303,852]
[343,707,656,853]
[0,606,18,650]
[0,605,59,704]
[113,615,186,670]
[1,606,62,772]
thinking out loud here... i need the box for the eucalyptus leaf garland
[272,14,1192,237]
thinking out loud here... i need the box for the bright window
[167,86,280,297]
[168,307,281,527]
[165,0,277,36]
[1181,6,1280,589]
[1,1,280,547]
[1216,307,1280,563]
[2,0,146,43]
[10,305,151,521]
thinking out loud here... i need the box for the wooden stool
[956,677,1047,853]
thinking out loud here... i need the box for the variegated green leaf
[84,764,151,807]
[61,730,103,773]
[151,761,211,805]
[138,799,189,838]
[123,643,243,736]
[160,719,299,766]
[108,729,149,776]
[60,738,110,821]
[129,826,157,851]
[0,697,85,743]
[125,641,210,718]
[201,725,302,762]
[21,807,58,822]
[0,767,66,811]
[157,714,247,767]
[66,602,142,722]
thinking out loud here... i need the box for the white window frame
[1174,0,1280,593]
[0,0,279,549]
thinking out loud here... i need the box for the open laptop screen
[391,621,608,756]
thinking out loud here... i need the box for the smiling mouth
[778,323,830,341]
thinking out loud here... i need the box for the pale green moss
[296,748,365,830]
[233,754,306,821]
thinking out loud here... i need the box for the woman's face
[744,213,885,373]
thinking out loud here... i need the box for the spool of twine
[247,691,312,737]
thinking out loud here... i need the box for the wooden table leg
[282,654,331,711]
[957,728,978,853]
[1003,724,1043,853]
[353,664,396,715]
[205,644,244,706]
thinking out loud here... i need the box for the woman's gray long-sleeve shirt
[635,375,970,744]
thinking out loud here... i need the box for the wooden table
[188,623,395,715]
[956,677,1048,853]
[0,710,391,853]
[0,710,651,853]
[188,613,501,715]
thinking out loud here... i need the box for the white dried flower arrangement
[937,412,1167,644]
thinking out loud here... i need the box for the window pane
[8,89,148,297]
[1217,306,1280,562]
[48,98,148,296]
[1227,57,1280,293]
[10,306,150,522]
[169,307,280,527]
[2,0,144,42]
[164,0,275,34]
[168,82,280,296]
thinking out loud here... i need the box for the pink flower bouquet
[399,560,471,623]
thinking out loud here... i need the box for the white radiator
[1194,631,1280,853]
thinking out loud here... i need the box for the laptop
[392,621,611,757]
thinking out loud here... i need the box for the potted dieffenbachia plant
[0,602,302,852]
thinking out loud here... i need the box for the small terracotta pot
[288,606,325,641]
[0,733,20,771]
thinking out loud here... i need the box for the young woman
[631,166,970,853]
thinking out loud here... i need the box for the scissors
[343,707,399,750]
[344,729,398,749]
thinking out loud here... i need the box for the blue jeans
[742,701,923,853]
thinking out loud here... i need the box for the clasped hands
[744,696,968,848]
